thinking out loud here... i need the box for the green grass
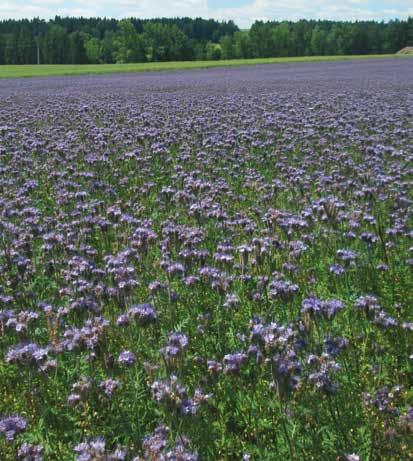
[0,54,405,78]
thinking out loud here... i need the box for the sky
[0,0,412,28]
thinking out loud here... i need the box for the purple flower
[116,314,129,327]
[17,443,43,461]
[0,415,27,442]
[5,310,38,333]
[74,438,126,461]
[307,354,341,394]
[373,310,398,328]
[61,317,109,351]
[165,262,185,277]
[151,375,186,408]
[160,332,189,364]
[270,350,301,396]
[100,379,121,397]
[207,360,223,374]
[323,336,348,357]
[301,297,344,319]
[354,295,380,317]
[268,279,299,299]
[118,350,136,366]
[139,425,198,461]
[128,304,157,326]
[363,385,402,414]
[5,343,53,371]
[329,264,346,275]
[223,352,248,374]
[337,249,358,262]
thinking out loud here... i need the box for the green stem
[327,394,350,449]
[280,408,295,461]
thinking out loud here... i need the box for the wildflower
[118,350,136,366]
[160,332,188,364]
[74,438,126,460]
[137,425,198,461]
[354,295,380,317]
[128,304,157,326]
[337,249,358,262]
[301,296,344,319]
[329,264,346,275]
[100,379,121,397]
[0,415,27,442]
[17,443,43,461]
[223,352,248,374]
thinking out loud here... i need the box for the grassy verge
[0,54,406,78]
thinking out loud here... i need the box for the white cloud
[0,0,410,26]
[0,1,55,19]
[205,0,411,27]
[119,0,209,19]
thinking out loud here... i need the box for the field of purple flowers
[0,58,412,460]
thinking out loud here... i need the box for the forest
[0,16,412,65]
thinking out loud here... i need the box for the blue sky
[0,1,411,28]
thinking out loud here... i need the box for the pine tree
[4,32,18,64]
[17,27,36,64]
[68,31,87,64]
[42,24,69,63]
[0,35,4,64]
[407,17,413,46]
[311,25,326,55]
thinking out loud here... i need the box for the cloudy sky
[0,0,411,28]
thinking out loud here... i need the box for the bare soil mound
[397,47,413,54]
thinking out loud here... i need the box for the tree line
[0,16,412,65]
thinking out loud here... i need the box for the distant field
[0,54,405,78]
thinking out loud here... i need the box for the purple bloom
[100,379,121,397]
[301,297,344,319]
[364,385,402,415]
[160,332,189,364]
[0,415,27,442]
[139,425,198,461]
[128,304,157,326]
[74,438,126,461]
[373,310,398,328]
[17,443,43,461]
[270,350,301,396]
[323,336,348,357]
[116,314,129,327]
[5,311,38,333]
[118,350,136,366]
[337,249,358,262]
[329,264,346,275]
[223,352,248,374]
[207,360,223,374]
[268,279,299,299]
[354,295,380,317]
[307,354,341,394]
[5,343,53,371]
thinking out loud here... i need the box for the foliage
[0,16,412,65]
[84,38,102,64]
[113,19,146,64]
[205,42,221,60]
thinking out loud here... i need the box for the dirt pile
[397,47,413,54]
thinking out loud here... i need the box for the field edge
[0,54,410,78]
